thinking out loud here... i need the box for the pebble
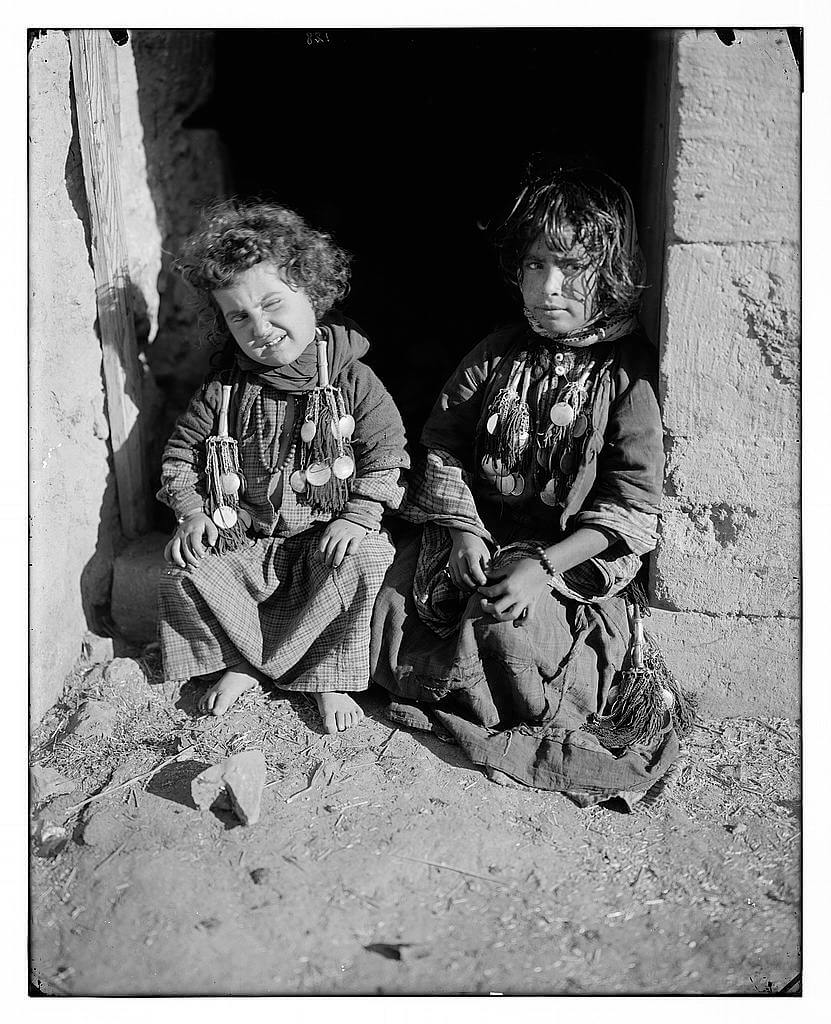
[30,765,77,805]
[66,699,118,738]
[250,867,272,885]
[103,658,147,690]
[31,817,69,858]
[191,750,266,826]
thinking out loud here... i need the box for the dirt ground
[29,645,801,997]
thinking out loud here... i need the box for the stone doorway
[205,27,653,436]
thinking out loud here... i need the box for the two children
[160,172,686,799]
[158,202,408,734]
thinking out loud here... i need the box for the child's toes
[210,693,232,717]
[199,689,216,714]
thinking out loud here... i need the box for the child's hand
[477,557,552,622]
[164,512,218,568]
[447,529,491,589]
[318,519,368,568]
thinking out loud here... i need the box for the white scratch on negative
[41,442,63,468]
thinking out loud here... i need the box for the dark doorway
[209,28,651,439]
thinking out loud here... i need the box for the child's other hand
[447,529,491,589]
[477,557,551,622]
[318,519,368,568]
[164,512,218,568]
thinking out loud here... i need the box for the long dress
[370,322,685,805]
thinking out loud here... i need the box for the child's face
[520,233,598,335]
[213,262,317,367]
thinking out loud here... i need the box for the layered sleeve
[156,378,223,521]
[419,332,508,461]
[573,341,665,555]
[337,362,410,531]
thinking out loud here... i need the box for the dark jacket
[419,324,664,554]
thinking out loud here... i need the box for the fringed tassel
[293,332,355,515]
[482,388,532,473]
[204,385,248,556]
[585,603,699,750]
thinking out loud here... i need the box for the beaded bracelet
[534,544,557,581]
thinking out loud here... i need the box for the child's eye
[229,312,248,323]
[524,260,543,271]
[263,299,281,309]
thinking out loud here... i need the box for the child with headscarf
[371,167,693,804]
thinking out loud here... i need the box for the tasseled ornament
[481,362,533,476]
[292,331,356,514]
[205,383,249,556]
[585,593,699,750]
[537,365,594,507]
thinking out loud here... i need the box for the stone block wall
[648,30,800,718]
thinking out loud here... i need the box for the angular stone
[653,499,799,617]
[190,750,266,826]
[190,763,227,813]
[664,435,800,511]
[661,243,800,439]
[672,30,799,244]
[223,751,266,826]
[30,765,77,804]
[66,699,118,738]
[81,632,114,665]
[645,608,799,719]
[31,817,69,858]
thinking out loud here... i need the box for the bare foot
[314,692,365,734]
[199,666,260,716]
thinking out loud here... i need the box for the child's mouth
[257,333,287,350]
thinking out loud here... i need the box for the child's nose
[543,265,565,295]
[251,309,270,338]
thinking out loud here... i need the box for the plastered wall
[29,30,224,722]
[29,31,117,723]
[648,30,801,718]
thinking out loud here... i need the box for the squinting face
[212,262,317,367]
[520,232,598,335]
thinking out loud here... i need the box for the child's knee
[350,530,395,573]
[159,565,193,602]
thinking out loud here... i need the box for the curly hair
[175,200,352,349]
[493,167,645,318]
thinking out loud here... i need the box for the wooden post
[68,29,149,538]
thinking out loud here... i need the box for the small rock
[66,700,118,738]
[191,750,266,826]
[224,751,266,825]
[103,657,147,690]
[250,867,272,885]
[81,632,114,665]
[31,818,69,858]
[30,765,77,805]
[191,763,227,812]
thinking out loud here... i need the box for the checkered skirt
[159,526,395,692]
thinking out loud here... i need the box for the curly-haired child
[371,167,695,804]
[158,201,409,733]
